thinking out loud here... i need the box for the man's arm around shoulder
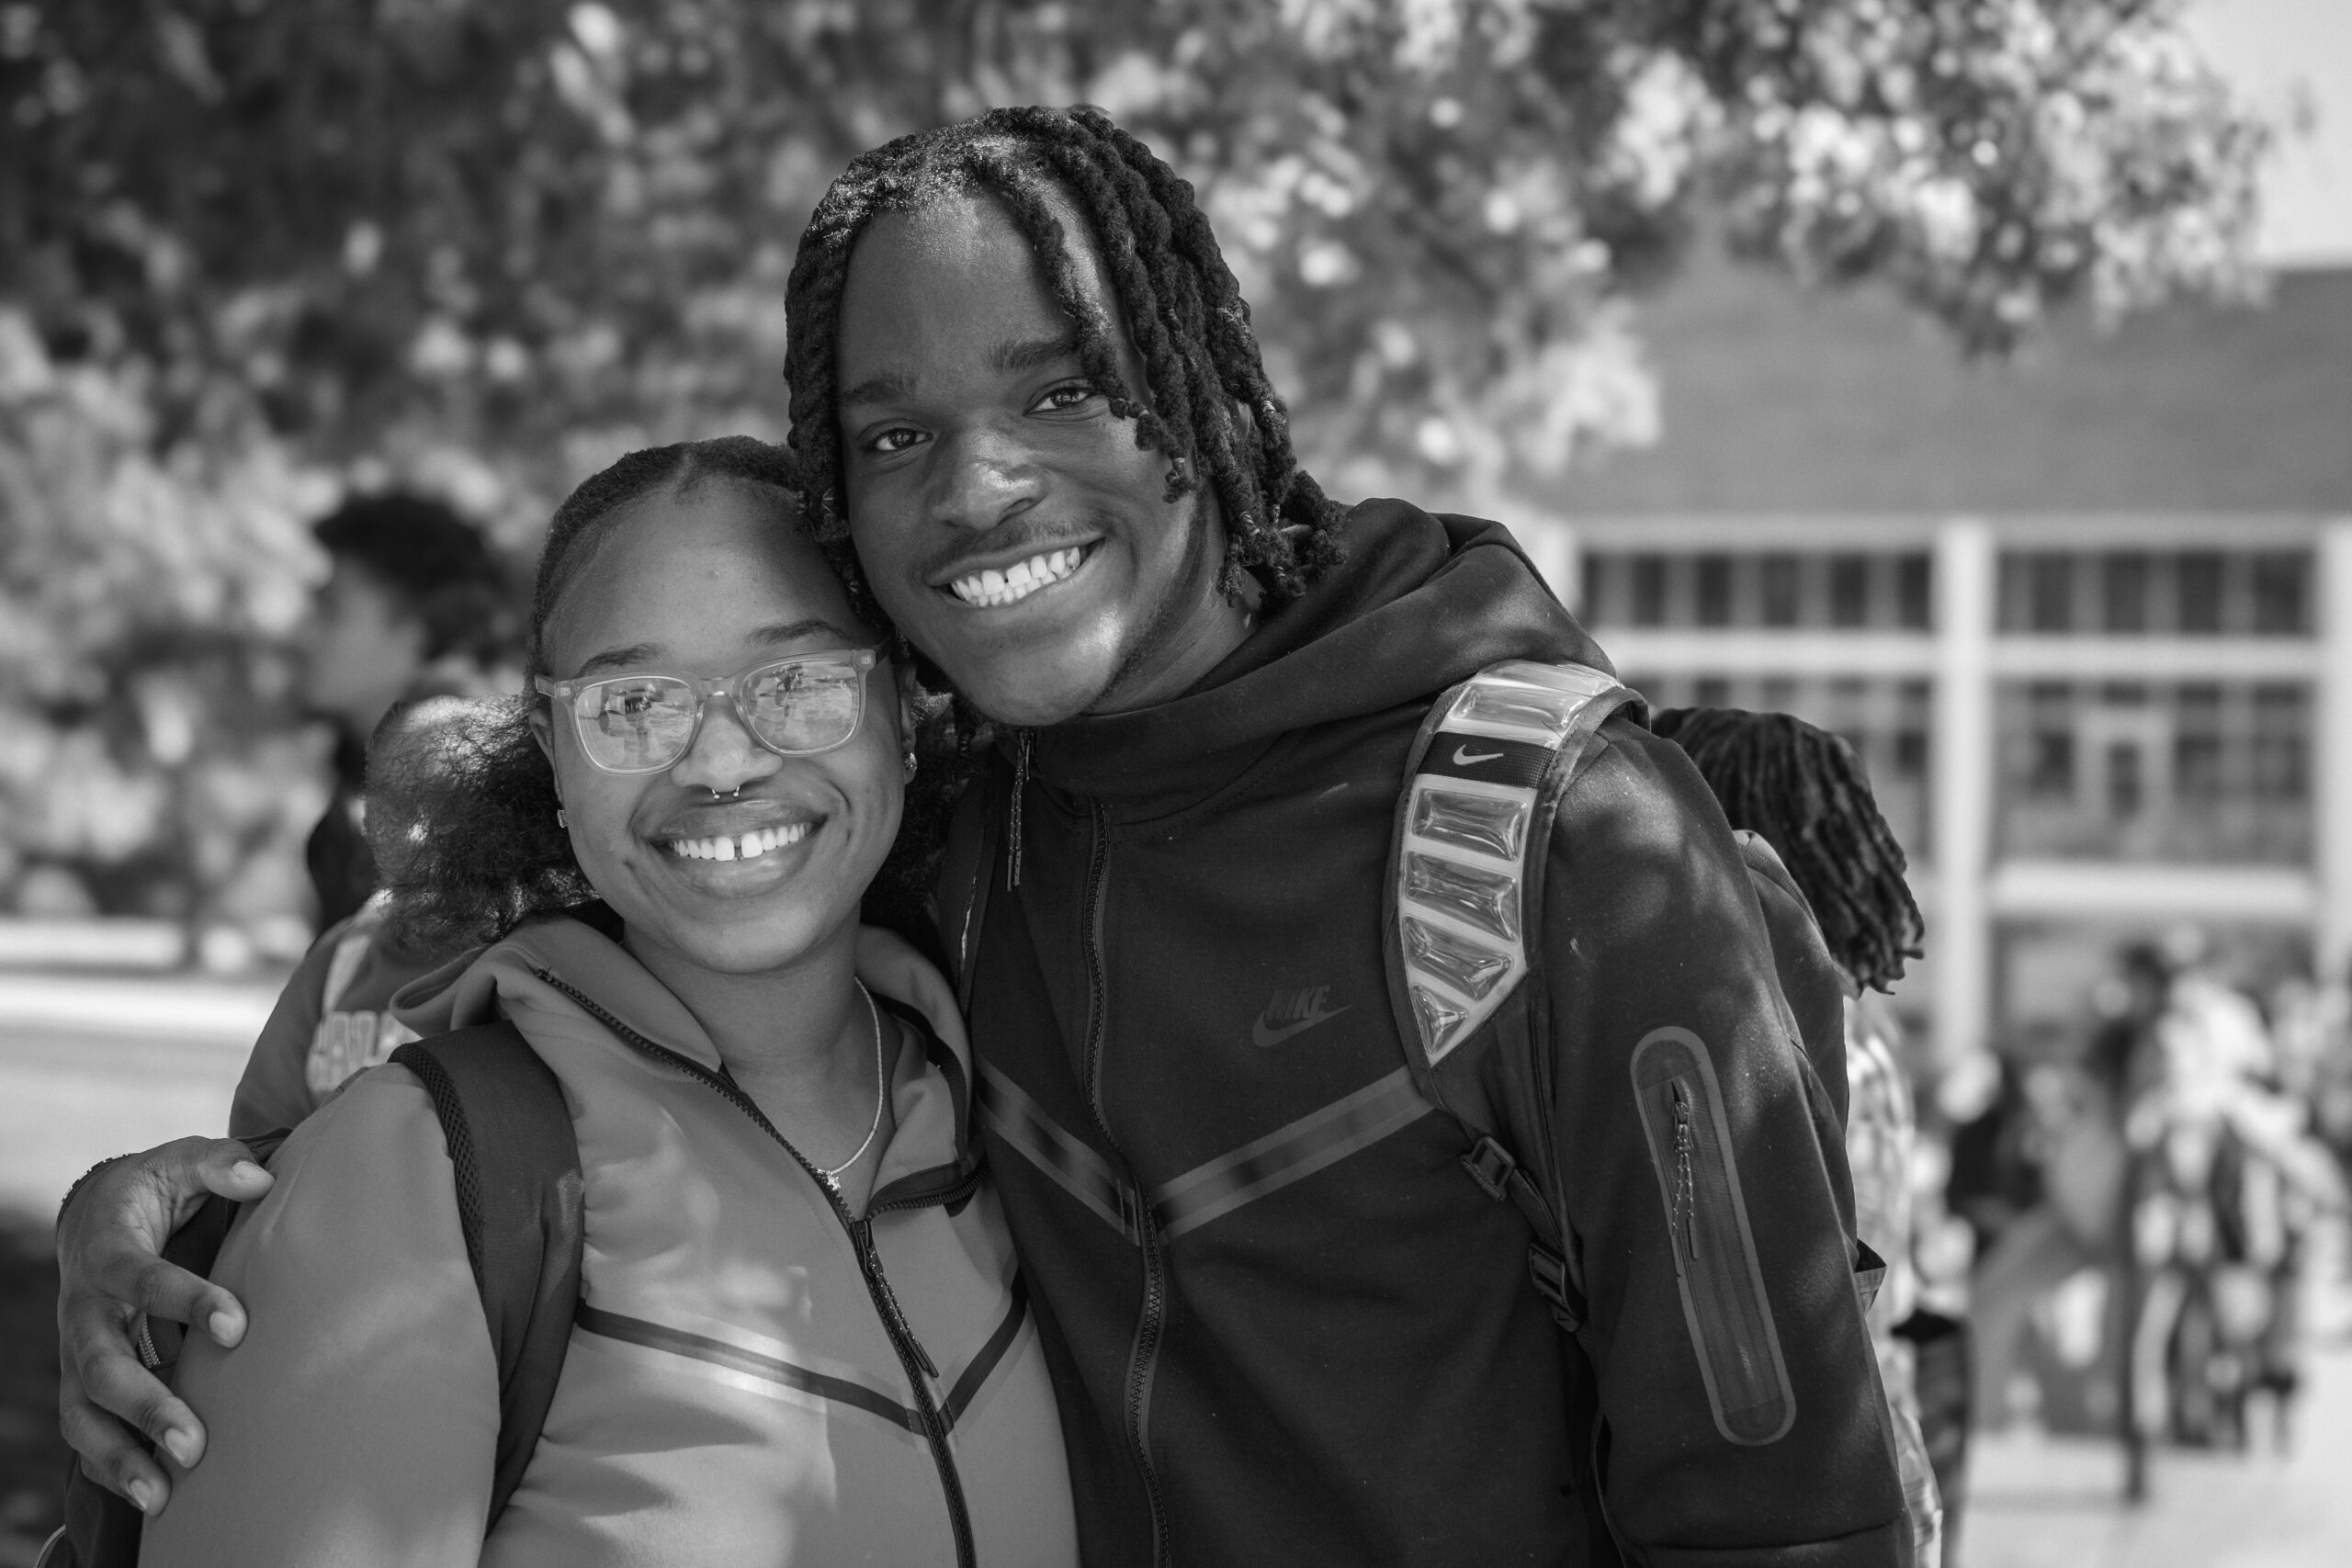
[1544,719,1907,1566]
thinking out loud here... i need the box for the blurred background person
[296,493,517,932]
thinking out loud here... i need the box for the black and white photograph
[1,2,2347,1564]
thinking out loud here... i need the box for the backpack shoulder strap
[391,1020,584,1529]
[1387,659,1638,1076]
[1384,660,1639,1321]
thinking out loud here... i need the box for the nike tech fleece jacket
[944,498,1908,1566]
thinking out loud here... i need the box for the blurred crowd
[1928,930,2352,1538]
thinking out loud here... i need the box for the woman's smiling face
[533,478,902,976]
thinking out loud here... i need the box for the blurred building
[1528,254,2352,1064]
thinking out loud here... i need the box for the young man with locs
[57,107,1907,1565]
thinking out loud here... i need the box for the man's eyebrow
[838,369,912,408]
[991,333,1082,377]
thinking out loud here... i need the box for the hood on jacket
[1032,499,1612,799]
[390,906,974,1084]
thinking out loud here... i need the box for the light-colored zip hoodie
[142,910,1077,1568]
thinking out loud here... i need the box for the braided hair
[381,436,956,955]
[1650,707,1925,993]
[785,105,1349,619]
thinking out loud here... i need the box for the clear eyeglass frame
[534,647,879,775]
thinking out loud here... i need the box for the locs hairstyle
[784,104,1349,618]
[1650,707,1926,994]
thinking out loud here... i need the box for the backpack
[41,1021,582,1568]
[1384,659,1868,1563]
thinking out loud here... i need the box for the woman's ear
[528,704,559,784]
[893,659,926,748]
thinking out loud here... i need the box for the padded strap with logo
[1383,659,1638,1339]
[1389,660,1635,1071]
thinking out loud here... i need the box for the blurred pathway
[0,973,274,1218]
[1963,1269,2352,1568]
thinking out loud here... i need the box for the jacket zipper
[1632,1030,1796,1448]
[536,972,978,1568]
[1074,798,1174,1566]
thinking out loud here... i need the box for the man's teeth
[950,546,1085,608]
[666,823,811,862]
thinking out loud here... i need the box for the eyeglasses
[535,649,879,775]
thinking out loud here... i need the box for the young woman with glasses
[139,437,1078,1568]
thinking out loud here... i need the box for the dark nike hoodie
[946,499,1906,1565]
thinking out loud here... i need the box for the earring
[902,747,919,781]
[556,808,568,829]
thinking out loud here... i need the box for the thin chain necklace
[817,984,887,1191]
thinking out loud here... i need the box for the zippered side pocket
[1631,1026,1796,1445]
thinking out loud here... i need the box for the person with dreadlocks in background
[1653,707,1948,1568]
[58,107,1905,1567]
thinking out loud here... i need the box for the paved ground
[1965,1340,2352,1567]
[2,972,2347,1565]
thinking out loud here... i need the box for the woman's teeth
[667,822,810,862]
[949,546,1086,608]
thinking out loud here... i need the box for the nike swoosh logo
[1453,745,1505,766]
[1251,1007,1351,1048]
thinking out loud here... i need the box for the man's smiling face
[832,189,1250,728]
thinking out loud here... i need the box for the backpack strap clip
[1461,1134,1519,1202]
[1526,1241,1588,1335]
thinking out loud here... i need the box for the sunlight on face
[833,189,1238,727]
[533,479,902,979]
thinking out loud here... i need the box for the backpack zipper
[535,971,978,1568]
[1075,798,1175,1567]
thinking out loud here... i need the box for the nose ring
[708,784,742,802]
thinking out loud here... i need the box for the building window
[1761,555,1801,626]
[1896,554,1932,630]
[1829,555,1870,627]
[2178,552,2224,634]
[2103,554,2148,633]
[2255,684,2309,801]
[1996,680,2311,863]
[1996,548,2315,636]
[1695,555,1734,626]
[1628,555,1667,625]
[2252,553,2308,634]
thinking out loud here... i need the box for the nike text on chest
[1252,986,1350,1047]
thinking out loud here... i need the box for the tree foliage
[0,0,2271,932]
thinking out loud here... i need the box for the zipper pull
[1671,1080,1698,1262]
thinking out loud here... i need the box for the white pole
[2314,520,2352,983]
[1932,519,1996,1066]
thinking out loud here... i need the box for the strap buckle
[1461,1135,1518,1202]
[1527,1242,1586,1334]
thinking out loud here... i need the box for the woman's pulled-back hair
[786,105,1349,621]
[379,436,955,957]
[1650,706,1925,993]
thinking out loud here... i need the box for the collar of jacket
[391,906,981,1201]
[1024,497,1616,806]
